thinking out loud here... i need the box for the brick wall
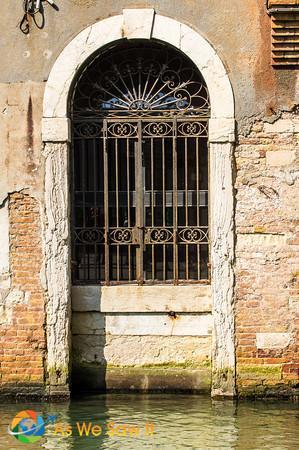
[0,193,45,396]
[235,116,299,396]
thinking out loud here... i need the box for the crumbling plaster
[0,82,45,204]
[0,81,45,297]
[0,82,45,330]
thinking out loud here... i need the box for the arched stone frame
[42,9,236,397]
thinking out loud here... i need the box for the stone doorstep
[0,383,48,401]
[238,382,299,398]
[72,366,211,393]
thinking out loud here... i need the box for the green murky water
[0,394,298,449]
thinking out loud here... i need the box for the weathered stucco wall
[0,1,298,397]
[0,82,45,204]
[1,0,298,117]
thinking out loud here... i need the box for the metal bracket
[20,0,58,34]
[132,227,144,245]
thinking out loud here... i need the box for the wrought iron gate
[71,41,210,285]
[72,117,209,284]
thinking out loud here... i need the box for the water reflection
[0,394,298,449]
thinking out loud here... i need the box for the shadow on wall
[71,288,107,392]
[70,285,213,394]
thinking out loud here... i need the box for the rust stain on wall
[254,1,278,114]
[26,95,37,173]
[27,95,33,150]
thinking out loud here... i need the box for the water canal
[0,394,298,449]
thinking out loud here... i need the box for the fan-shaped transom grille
[72,42,210,118]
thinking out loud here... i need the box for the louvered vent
[268,1,299,66]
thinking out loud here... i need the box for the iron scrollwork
[142,121,173,137]
[72,45,210,118]
[107,122,138,138]
[144,228,174,244]
[75,228,105,244]
[73,121,103,138]
[109,228,133,244]
[178,227,208,244]
[177,121,208,137]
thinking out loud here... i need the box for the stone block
[73,334,211,367]
[123,9,155,39]
[72,365,211,393]
[266,150,296,167]
[72,284,212,313]
[101,285,212,313]
[256,333,291,349]
[72,286,101,311]
[72,311,212,336]
[72,312,105,335]
[42,118,70,142]
[237,233,287,249]
[105,312,213,336]
[289,296,299,313]
[152,14,181,48]
[269,0,299,6]
[264,119,294,134]
[209,118,236,143]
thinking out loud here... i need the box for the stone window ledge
[268,0,299,6]
[72,285,212,313]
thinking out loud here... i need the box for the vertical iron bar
[129,72,138,102]
[82,139,87,281]
[127,139,131,281]
[82,139,86,229]
[207,134,210,281]
[83,244,87,282]
[138,63,141,99]
[93,138,97,280]
[86,140,90,281]
[103,120,109,284]
[162,137,166,281]
[151,136,154,280]
[185,137,189,280]
[115,139,120,281]
[196,137,200,280]
[87,242,90,281]
[173,119,178,282]
[136,121,144,283]
[71,127,75,282]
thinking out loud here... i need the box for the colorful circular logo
[9,410,45,444]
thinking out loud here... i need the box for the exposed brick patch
[0,193,45,389]
[282,363,299,380]
[235,116,299,395]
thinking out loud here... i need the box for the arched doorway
[42,10,236,397]
[70,41,210,285]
